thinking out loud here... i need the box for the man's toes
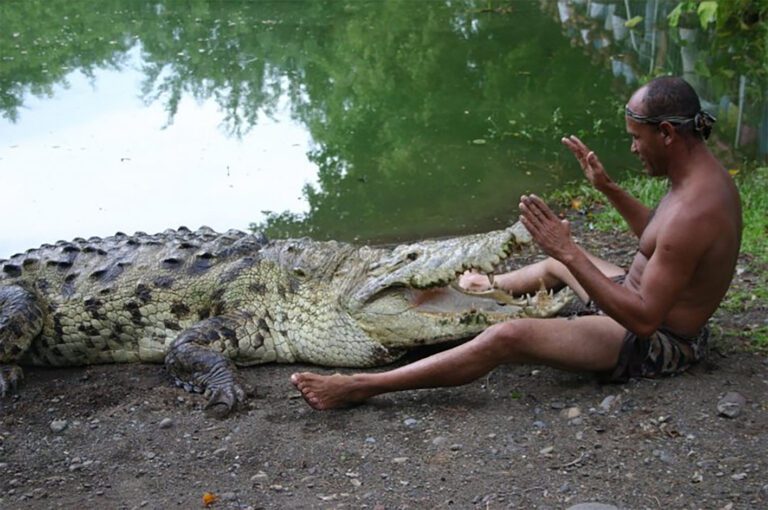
[291,372,311,388]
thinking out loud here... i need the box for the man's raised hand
[561,135,612,191]
[519,194,577,263]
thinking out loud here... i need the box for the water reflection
[1,0,764,257]
[548,0,767,161]
[0,47,316,257]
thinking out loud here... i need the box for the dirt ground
[1,225,767,510]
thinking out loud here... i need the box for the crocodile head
[258,222,571,366]
[275,221,568,350]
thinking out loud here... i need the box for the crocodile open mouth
[406,282,553,312]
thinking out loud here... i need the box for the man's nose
[630,140,638,154]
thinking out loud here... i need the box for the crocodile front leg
[165,315,248,417]
[1,285,44,396]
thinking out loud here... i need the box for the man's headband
[625,106,716,140]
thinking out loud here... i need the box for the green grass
[548,166,768,350]
[738,166,768,264]
[548,174,668,233]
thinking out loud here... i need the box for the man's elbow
[627,310,662,338]
[622,301,666,338]
[632,325,658,338]
[630,317,663,339]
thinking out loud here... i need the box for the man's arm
[520,195,701,336]
[562,136,652,238]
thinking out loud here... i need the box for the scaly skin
[0,223,570,415]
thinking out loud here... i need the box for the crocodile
[0,223,571,415]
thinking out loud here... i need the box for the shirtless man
[291,76,742,410]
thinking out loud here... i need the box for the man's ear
[658,121,675,145]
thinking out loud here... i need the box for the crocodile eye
[406,252,418,261]
[292,267,306,278]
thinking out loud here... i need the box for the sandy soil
[2,226,766,510]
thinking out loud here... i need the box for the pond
[1,0,765,258]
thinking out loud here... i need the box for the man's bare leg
[460,250,624,302]
[291,315,626,410]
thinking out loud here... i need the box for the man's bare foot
[290,372,373,410]
[458,270,494,291]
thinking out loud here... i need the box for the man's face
[625,92,667,176]
[625,117,666,176]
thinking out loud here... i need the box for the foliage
[547,174,668,233]
[709,0,768,91]
[667,0,768,95]
[668,1,719,29]
[737,166,768,264]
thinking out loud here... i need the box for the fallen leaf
[202,491,218,507]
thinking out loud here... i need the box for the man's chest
[638,196,676,258]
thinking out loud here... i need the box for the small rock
[550,401,566,410]
[403,418,419,428]
[250,471,268,482]
[731,472,747,481]
[49,420,68,433]
[540,446,555,455]
[392,457,408,464]
[653,449,675,464]
[599,395,618,412]
[158,418,174,429]
[532,420,547,429]
[221,492,237,501]
[449,443,463,451]
[717,392,746,418]
[691,471,704,483]
[562,406,581,419]
[431,436,447,446]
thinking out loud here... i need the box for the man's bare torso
[623,167,741,336]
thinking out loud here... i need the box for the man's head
[625,77,715,176]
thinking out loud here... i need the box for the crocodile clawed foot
[0,365,24,397]
[203,382,246,418]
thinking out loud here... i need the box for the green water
[1,0,764,255]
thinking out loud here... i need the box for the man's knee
[480,321,535,360]
[541,257,570,281]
